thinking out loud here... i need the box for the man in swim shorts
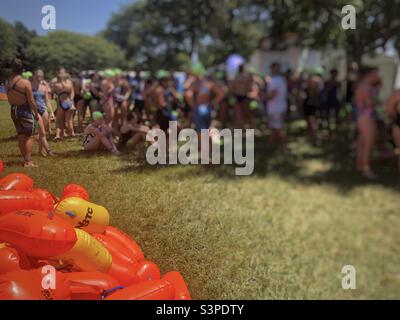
[6,58,40,167]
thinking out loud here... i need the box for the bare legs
[77,100,86,133]
[392,126,400,172]
[17,134,36,167]
[306,116,318,145]
[37,115,53,157]
[356,114,377,179]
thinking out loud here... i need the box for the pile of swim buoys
[0,162,191,300]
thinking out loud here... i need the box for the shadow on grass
[51,121,400,193]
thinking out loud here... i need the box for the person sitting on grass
[119,112,153,149]
[82,111,121,155]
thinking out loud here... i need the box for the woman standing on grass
[31,69,55,157]
[100,70,116,129]
[6,58,40,167]
[354,66,380,179]
[53,67,75,141]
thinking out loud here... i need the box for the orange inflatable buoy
[103,226,145,262]
[61,184,89,201]
[0,173,33,191]
[0,243,21,274]
[106,271,191,300]
[0,189,54,216]
[106,279,175,300]
[52,229,112,273]
[0,269,71,300]
[163,272,192,300]
[107,258,160,286]
[0,210,77,258]
[55,197,109,234]
[94,233,138,265]
[65,272,120,300]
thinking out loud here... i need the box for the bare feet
[23,161,38,168]
[362,169,377,180]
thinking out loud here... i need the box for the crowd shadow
[113,122,400,193]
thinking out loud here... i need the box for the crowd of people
[3,57,400,179]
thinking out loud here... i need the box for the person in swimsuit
[88,72,102,113]
[324,69,341,130]
[118,112,152,149]
[386,89,400,172]
[113,70,132,137]
[52,67,75,141]
[154,70,179,132]
[71,69,89,134]
[229,64,253,129]
[6,58,40,167]
[31,69,55,157]
[185,63,224,135]
[131,70,145,117]
[266,62,288,150]
[303,72,323,145]
[354,66,381,179]
[100,70,116,129]
[83,111,121,155]
[143,77,157,125]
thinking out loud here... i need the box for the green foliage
[14,21,37,63]
[104,0,264,69]
[25,31,126,75]
[105,0,400,68]
[0,18,17,64]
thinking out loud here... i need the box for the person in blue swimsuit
[52,67,75,141]
[31,69,55,157]
[185,63,224,133]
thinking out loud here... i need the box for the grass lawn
[1,101,400,299]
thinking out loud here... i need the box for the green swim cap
[103,69,115,78]
[248,66,256,75]
[215,71,225,81]
[249,100,260,110]
[142,71,151,79]
[191,62,206,77]
[156,70,169,80]
[92,111,103,121]
[228,97,236,106]
[113,68,122,76]
[83,91,92,100]
[22,71,33,80]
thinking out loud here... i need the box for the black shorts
[11,105,37,137]
[156,108,172,131]
[236,95,248,104]
[134,99,145,114]
[74,95,84,105]
[304,98,319,117]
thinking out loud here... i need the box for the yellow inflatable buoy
[52,229,112,273]
[54,197,110,234]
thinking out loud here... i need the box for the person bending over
[119,112,152,149]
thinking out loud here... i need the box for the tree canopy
[104,0,400,68]
[0,18,18,64]
[25,31,126,76]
